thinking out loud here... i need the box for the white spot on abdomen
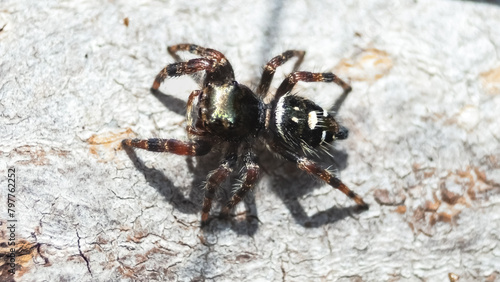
[308,111,318,129]
[276,97,285,125]
[275,96,286,137]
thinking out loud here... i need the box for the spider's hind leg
[271,143,368,210]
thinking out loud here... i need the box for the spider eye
[232,80,238,85]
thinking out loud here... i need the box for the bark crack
[76,230,92,276]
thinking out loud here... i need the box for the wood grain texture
[1,0,499,281]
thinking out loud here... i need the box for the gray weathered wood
[1,0,499,281]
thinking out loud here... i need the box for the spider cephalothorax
[123,44,368,226]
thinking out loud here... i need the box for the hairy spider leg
[221,148,260,216]
[274,71,352,103]
[168,44,228,64]
[271,143,368,210]
[257,50,306,98]
[122,139,212,156]
[185,90,207,137]
[167,44,235,83]
[151,58,215,90]
[201,145,238,225]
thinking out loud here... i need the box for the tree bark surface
[1,1,499,281]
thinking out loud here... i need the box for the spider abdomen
[274,95,346,149]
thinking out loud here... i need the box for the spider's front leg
[257,50,305,98]
[168,44,228,64]
[185,90,208,137]
[151,58,215,90]
[165,43,235,84]
[272,143,368,210]
[221,148,260,217]
[122,138,212,156]
[201,145,238,226]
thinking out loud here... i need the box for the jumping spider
[123,44,368,226]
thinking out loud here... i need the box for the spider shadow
[150,89,187,116]
[259,0,284,65]
[461,0,500,5]
[123,90,260,236]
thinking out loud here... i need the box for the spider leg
[274,71,352,103]
[271,143,368,209]
[151,58,215,90]
[221,148,260,216]
[257,50,305,98]
[166,43,235,83]
[168,44,228,64]
[201,145,238,225]
[185,90,207,137]
[122,138,212,156]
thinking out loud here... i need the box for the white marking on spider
[291,117,299,123]
[321,130,327,141]
[293,106,300,111]
[323,110,328,117]
[275,96,286,136]
[308,111,318,129]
